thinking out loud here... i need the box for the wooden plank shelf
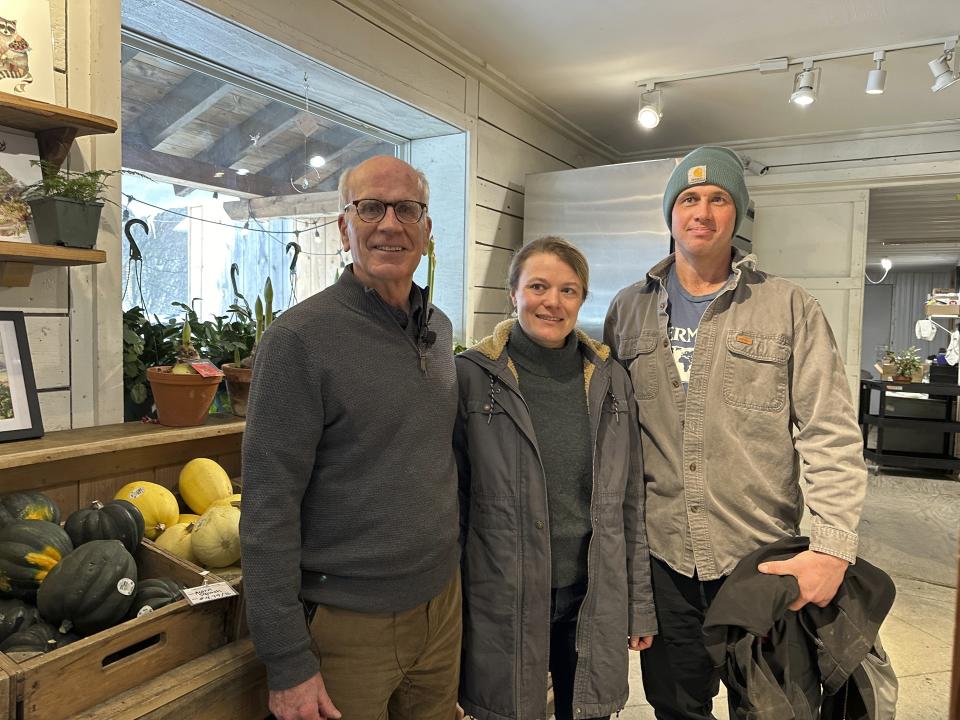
[0,90,117,136]
[0,90,117,174]
[0,243,107,287]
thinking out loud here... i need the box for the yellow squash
[207,493,241,510]
[178,458,233,514]
[113,481,179,540]
[154,522,199,564]
[191,506,241,567]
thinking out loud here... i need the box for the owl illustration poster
[0,130,42,243]
[0,0,55,103]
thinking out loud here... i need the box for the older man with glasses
[241,155,461,720]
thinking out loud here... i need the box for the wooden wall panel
[26,315,70,390]
[473,287,512,315]
[0,268,69,313]
[38,390,71,432]
[476,179,524,218]
[478,83,608,169]
[473,245,514,290]
[475,207,522,251]
[477,121,570,191]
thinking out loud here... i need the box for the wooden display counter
[0,416,268,719]
[0,415,244,518]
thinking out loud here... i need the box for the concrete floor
[557,468,960,720]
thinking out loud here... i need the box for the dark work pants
[640,557,732,720]
[549,583,609,720]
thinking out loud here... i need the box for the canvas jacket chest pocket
[618,332,660,400]
[722,330,791,413]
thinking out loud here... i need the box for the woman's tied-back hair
[508,236,589,300]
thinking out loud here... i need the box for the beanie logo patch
[688,165,707,184]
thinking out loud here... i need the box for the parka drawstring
[608,390,621,424]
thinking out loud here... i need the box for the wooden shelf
[0,90,117,176]
[0,90,117,136]
[0,242,107,287]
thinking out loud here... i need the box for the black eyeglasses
[343,199,427,224]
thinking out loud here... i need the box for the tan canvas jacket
[603,252,867,580]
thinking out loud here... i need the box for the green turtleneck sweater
[508,324,593,588]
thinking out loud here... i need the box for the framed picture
[0,128,43,243]
[0,0,56,103]
[0,311,43,442]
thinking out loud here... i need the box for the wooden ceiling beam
[131,72,232,149]
[195,101,301,169]
[122,142,282,198]
[259,123,361,187]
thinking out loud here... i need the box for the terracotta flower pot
[147,366,222,427]
[222,363,253,417]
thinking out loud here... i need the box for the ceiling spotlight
[865,50,886,94]
[929,37,960,92]
[309,155,326,168]
[213,171,225,178]
[865,256,893,284]
[790,60,819,106]
[637,83,662,129]
[235,168,250,176]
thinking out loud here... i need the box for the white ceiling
[392,0,960,155]
[390,0,960,270]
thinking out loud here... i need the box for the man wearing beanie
[604,146,866,719]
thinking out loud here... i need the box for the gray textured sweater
[508,324,593,588]
[240,266,460,691]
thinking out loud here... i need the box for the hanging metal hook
[230,263,251,314]
[123,218,147,262]
[286,241,302,273]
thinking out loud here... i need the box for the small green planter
[27,197,103,248]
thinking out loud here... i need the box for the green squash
[0,520,74,600]
[0,491,61,526]
[0,597,40,643]
[0,620,60,653]
[37,539,137,635]
[126,577,185,619]
[63,499,145,554]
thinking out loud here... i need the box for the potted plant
[221,277,274,417]
[21,161,117,248]
[146,321,223,427]
[892,346,923,383]
[122,306,178,421]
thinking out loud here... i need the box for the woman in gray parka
[455,237,658,720]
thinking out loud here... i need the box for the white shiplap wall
[0,0,122,432]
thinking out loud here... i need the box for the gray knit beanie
[662,146,749,236]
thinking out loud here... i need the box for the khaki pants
[308,571,462,720]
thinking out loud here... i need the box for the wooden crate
[72,638,267,720]
[0,655,13,720]
[2,542,234,720]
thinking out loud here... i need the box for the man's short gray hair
[338,158,430,210]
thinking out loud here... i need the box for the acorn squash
[0,597,40,643]
[127,577,185,618]
[63,499,145,554]
[154,522,199,564]
[0,520,73,600]
[37,540,138,635]
[0,620,61,653]
[0,491,60,526]
[178,458,233,514]
[191,506,241,567]
[113,482,179,540]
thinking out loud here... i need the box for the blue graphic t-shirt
[665,265,727,391]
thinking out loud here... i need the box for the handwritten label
[190,361,224,378]
[182,582,237,605]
